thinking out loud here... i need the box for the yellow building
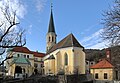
[43,8,85,75]
[6,47,45,78]
[32,51,45,75]
[90,59,114,81]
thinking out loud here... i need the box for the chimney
[106,49,111,61]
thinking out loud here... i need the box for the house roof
[47,33,84,54]
[90,59,114,69]
[9,47,45,58]
[10,47,31,54]
[31,51,45,57]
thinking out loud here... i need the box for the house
[90,58,116,83]
[90,59,114,80]
[32,51,44,75]
[6,47,45,78]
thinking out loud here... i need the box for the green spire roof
[48,10,56,33]
[12,57,31,65]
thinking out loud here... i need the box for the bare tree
[0,1,26,66]
[0,1,26,54]
[101,0,120,47]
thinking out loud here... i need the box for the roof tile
[31,51,45,57]
[90,59,114,69]
[12,57,31,65]
[11,47,31,54]
[10,47,45,57]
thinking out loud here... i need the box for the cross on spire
[51,0,53,10]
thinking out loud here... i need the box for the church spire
[48,1,56,33]
[46,1,57,52]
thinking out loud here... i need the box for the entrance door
[34,68,38,74]
[15,66,22,78]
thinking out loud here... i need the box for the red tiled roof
[11,47,31,54]
[31,51,45,57]
[10,47,45,57]
[90,59,114,69]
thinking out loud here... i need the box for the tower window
[52,36,54,42]
[64,53,68,66]
[49,36,51,42]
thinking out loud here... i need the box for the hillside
[85,45,120,70]
[85,49,105,62]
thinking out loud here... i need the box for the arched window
[48,36,51,42]
[52,36,54,42]
[64,53,68,66]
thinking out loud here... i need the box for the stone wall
[1,74,93,83]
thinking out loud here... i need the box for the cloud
[0,0,26,19]
[0,0,27,44]
[81,29,103,43]
[8,0,27,19]
[80,29,108,49]
[80,23,99,35]
[0,0,26,30]
[35,0,46,12]
[87,42,107,49]
[27,24,32,34]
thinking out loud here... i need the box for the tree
[101,0,120,47]
[0,0,26,65]
[0,1,26,55]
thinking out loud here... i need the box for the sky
[0,0,115,53]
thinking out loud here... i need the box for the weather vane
[51,0,53,10]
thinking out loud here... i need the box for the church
[5,5,86,78]
[43,8,85,75]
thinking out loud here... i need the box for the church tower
[46,5,57,52]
